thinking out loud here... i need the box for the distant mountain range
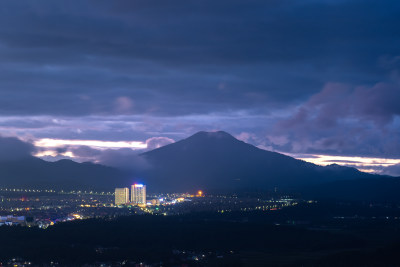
[0,156,127,191]
[0,131,398,201]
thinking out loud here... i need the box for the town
[0,185,299,228]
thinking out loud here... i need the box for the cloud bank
[0,0,398,174]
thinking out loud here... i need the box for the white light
[34,138,147,150]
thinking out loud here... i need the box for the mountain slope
[0,131,388,194]
[141,131,375,192]
[0,157,129,190]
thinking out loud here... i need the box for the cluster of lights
[0,188,56,193]
[0,188,113,195]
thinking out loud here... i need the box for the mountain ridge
[0,131,390,195]
[0,156,129,190]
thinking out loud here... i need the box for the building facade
[131,184,146,204]
[115,187,130,205]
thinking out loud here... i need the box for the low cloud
[145,137,175,150]
[235,132,255,143]
[32,136,176,171]
[70,145,102,159]
[37,145,151,172]
[96,148,151,172]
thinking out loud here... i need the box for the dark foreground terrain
[2,201,400,266]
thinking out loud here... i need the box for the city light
[1,184,301,228]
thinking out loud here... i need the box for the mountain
[141,131,377,192]
[0,157,129,190]
[0,131,393,196]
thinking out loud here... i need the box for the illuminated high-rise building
[131,184,146,205]
[115,187,129,205]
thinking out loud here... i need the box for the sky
[0,0,399,175]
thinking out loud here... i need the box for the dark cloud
[267,82,400,158]
[0,0,398,117]
[0,0,399,174]
[353,83,400,125]
[0,136,35,160]
[55,146,69,154]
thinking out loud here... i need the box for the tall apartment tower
[115,187,129,205]
[131,184,146,205]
